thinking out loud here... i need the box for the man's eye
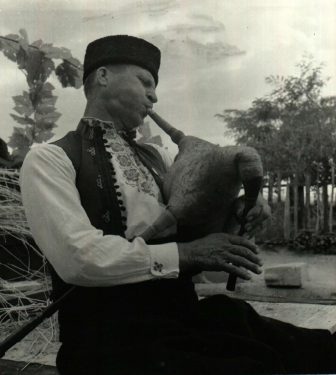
[138,76,151,87]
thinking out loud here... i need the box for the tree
[267,59,336,233]
[217,56,336,238]
[216,98,286,205]
[0,29,83,159]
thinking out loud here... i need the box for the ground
[1,246,336,368]
[198,246,336,303]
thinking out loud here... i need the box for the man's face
[101,64,157,131]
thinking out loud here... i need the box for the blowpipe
[148,110,185,145]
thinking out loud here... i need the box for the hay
[0,168,58,364]
[0,168,44,270]
[0,169,31,239]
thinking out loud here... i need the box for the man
[20,35,336,374]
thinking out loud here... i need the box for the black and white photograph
[0,0,336,374]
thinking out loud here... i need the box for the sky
[1,0,336,154]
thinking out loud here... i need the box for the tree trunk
[293,174,299,237]
[304,172,311,229]
[322,181,329,233]
[276,171,282,203]
[268,173,274,206]
[329,162,335,233]
[284,180,291,240]
[298,185,304,230]
[315,186,321,234]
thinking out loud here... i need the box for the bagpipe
[142,110,263,290]
[141,110,263,244]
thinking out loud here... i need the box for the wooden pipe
[226,177,263,291]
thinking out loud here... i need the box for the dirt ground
[1,247,336,367]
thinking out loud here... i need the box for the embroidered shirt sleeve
[19,144,180,287]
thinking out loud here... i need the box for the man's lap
[57,294,336,374]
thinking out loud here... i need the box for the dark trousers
[56,294,336,375]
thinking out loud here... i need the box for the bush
[291,230,336,254]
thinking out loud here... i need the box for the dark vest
[50,120,197,344]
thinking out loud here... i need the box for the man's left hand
[234,194,271,238]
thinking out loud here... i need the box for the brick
[264,262,306,288]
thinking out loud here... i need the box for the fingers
[206,241,263,276]
[218,238,263,277]
[201,255,254,280]
[230,245,263,265]
[180,232,264,277]
[244,205,270,235]
[246,205,263,222]
[226,249,263,274]
[245,225,263,238]
[221,262,252,280]
[226,234,259,254]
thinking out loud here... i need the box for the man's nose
[147,90,158,103]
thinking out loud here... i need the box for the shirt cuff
[149,242,180,278]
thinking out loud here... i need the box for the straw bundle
[0,168,57,363]
[0,169,31,239]
[0,168,45,278]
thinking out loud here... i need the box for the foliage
[0,29,83,159]
[217,56,336,183]
[291,230,336,254]
[217,56,336,239]
[217,99,285,176]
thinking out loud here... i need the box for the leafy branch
[0,29,83,160]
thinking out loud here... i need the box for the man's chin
[122,117,142,132]
[135,117,144,128]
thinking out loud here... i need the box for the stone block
[264,262,306,288]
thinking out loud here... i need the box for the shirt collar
[81,117,136,140]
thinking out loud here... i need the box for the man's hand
[177,232,263,279]
[234,194,271,238]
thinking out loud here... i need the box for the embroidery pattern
[88,127,94,140]
[102,210,111,223]
[96,174,103,189]
[153,261,164,273]
[83,118,158,198]
[87,146,96,156]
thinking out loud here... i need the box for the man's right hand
[177,232,263,279]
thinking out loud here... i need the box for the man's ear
[96,67,110,87]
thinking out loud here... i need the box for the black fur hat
[83,35,161,85]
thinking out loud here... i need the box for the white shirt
[20,119,180,287]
